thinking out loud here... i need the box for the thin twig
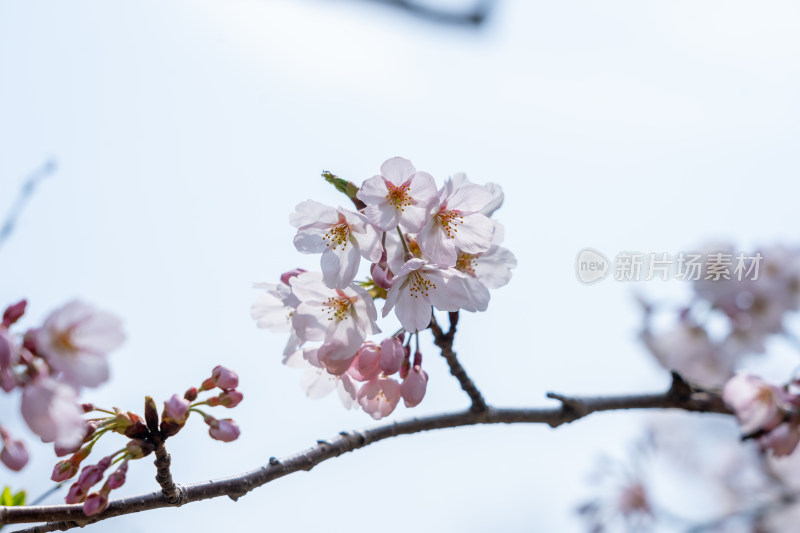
[1,379,731,531]
[364,0,496,27]
[429,311,489,412]
[0,159,57,251]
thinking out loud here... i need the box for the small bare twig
[429,311,489,412]
[364,0,496,27]
[0,158,57,251]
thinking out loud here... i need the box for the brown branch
[153,442,183,505]
[1,376,730,532]
[429,311,489,412]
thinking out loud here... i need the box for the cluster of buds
[0,299,125,472]
[723,372,800,457]
[50,366,242,515]
[252,157,516,418]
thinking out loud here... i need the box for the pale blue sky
[2,1,800,531]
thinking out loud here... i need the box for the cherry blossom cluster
[640,244,800,387]
[0,299,124,472]
[723,372,800,457]
[252,157,516,419]
[51,365,243,515]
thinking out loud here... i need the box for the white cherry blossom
[290,272,380,360]
[356,157,437,232]
[291,200,381,288]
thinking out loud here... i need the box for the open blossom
[759,422,800,457]
[383,259,479,332]
[35,300,125,389]
[0,427,29,471]
[291,200,382,288]
[21,376,87,451]
[356,157,437,232]
[723,372,784,435]
[357,377,401,420]
[290,272,380,360]
[417,177,495,267]
[251,281,301,356]
[284,348,358,409]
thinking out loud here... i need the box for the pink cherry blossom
[357,377,401,420]
[251,281,301,356]
[205,416,241,442]
[21,376,87,451]
[0,426,28,471]
[417,178,495,267]
[356,157,437,232]
[285,347,359,408]
[290,272,380,360]
[348,342,382,382]
[291,200,382,288]
[723,372,784,435]
[164,394,190,422]
[400,365,428,408]
[759,423,800,457]
[382,259,474,332]
[2,299,27,327]
[35,300,125,389]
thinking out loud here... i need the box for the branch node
[269,457,281,466]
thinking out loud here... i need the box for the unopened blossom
[759,423,800,457]
[208,390,244,408]
[0,427,28,471]
[383,259,479,332]
[0,328,18,392]
[52,446,90,482]
[417,178,495,267]
[66,456,112,504]
[347,342,381,382]
[106,460,128,490]
[21,377,86,451]
[2,300,27,327]
[357,377,401,420]
[35,300,125,389]
[83,491,109,516]
[400,364,428,408]
[723,372,784,435]
[210,365,238,390]
[163,394,190,422]
[291,200,382,288]
[290,272,380,360]
[204,416,241,442]
[379,337,405,375]
[356,157,437,232]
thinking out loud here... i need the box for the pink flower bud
[379,337,405,375]
[66,456,112,504]
[280,268,307,286]
[348,342,381,382]
[184,387,198,402]
[126,439,155,459]
[204,416,241,442]
[357,378,401,420]
[211,366,238,390]
[214,390,243,408]
[0,328,15,370]
[164,394,190,422]
[2,300,26,327]
[52,459,79,482]
[400,365,428,408]
[83,492,109,516]
[106,460,128,490]
[370,261,394,290]
[1,438,29,471]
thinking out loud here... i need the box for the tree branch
[429,311,489,412]
[0,158,57,251]
[1,375,730,531]
[362,0,496,27]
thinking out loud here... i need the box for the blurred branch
[2,374,731,531]
[0,159,57,251]
[363,0,496,27]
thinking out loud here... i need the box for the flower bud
[2,300,26,327]
[204,416,241,442]
[83,491,109,516]
[184,387,198,402]
[144,396,159,434]
[106,460,128,490]
[400,365,428,408]
[208,390,243,408]
[211,366,239,390]
[163,394,190,423]
[379,337,404,375]
[126,438,155,459]
[66,456,111,504]
[1,438,28,471]
[280,268,307,286]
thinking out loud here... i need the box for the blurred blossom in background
[3,0,800,531]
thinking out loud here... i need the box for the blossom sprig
[48,366,243,516]
[253,157,517,419]
[0,298,125,473]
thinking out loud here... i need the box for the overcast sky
[3,1,800,531]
